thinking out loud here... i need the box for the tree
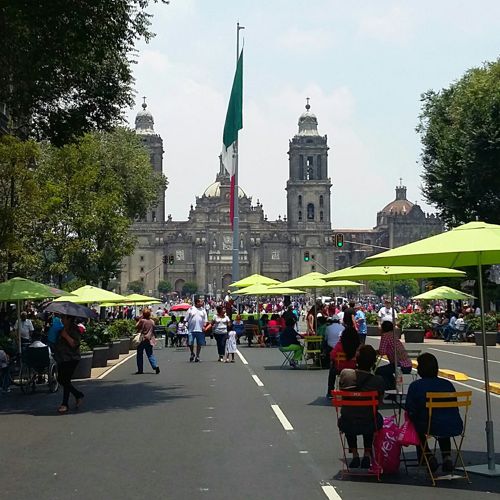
[370,281,391,298]
[0,1,168,145]
[182,281,198,297]
[128,280,144,294]
[394,279,419,299]
[418,59,500,226]
[158,280,172,294]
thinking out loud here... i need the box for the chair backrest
[244,324,259,334]
[331,390,379,419]
[425,391,472,435]
[304,335,322,350]
[25,346,50,370]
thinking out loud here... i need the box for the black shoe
[361,456,371,469]
[442,458,454,473]
[189,354,195,362]
[426,454,439,473]
[134,371,143,375]
[195,357,200,363]
[349,457,361,469]
[155,366,160,374]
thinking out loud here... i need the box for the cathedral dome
[298,99,319,136]
[203,181,246,198]
[380,183,414,214]
[135,99,155,135]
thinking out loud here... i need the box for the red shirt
[378,332,412,368]
[330,342,357,372]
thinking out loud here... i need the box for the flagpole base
[465,464,500,476]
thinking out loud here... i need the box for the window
[140,255,144,262]
[306,157,314,179]
[320,211,324,222]
[152,211,156,222]
[319,195,324,208]
[307,203,314,220]
[299,155,304,179]
[317,155,322,179]
[298,195,302,207]
[298,211,302,221]
[140,267,145,273]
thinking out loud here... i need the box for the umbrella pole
[478,262,496,471]
[17,300,21,353]
[391,280,398,378]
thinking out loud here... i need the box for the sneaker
[361,456,371,469]
[155,366,160,374]
[230,359,235,363]
[195,357,200,363]
[134,371,143,375]
[349,457,361,469]
[442,458,454,473]
[189,354,195,362]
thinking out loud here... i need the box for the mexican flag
[222,50,243,228]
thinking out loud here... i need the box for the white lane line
[96,352,135,379]
[271,404,294,430]
[252,374,264,387]
[321,484,342,500]
[429,347,500,364]
[451,379,500,398]
[236,349,248,365]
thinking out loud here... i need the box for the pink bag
[397,412,420,447]
[373,415,401,474]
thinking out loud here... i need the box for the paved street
[2,341,500,500]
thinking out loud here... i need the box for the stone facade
[118,102,444,296]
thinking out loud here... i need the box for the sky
[126,0,500,229]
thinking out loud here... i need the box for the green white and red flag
[222,49,243,228]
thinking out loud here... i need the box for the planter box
[154,336,165,350]
[118,338,130,355]
[367,325,380,336]
[92,346,109,368]
[474,332,497,346]
[108,340,121,360]
[73,352,93,379]
[403,329,425,343]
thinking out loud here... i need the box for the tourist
[355,304,367,344]
[14,311,34,347]
[232,314,245,344]
[135,309,160,375]
[176,316,188,346]
[186,296,208,362]
[212,305,230,362]
[377,299,397,325]
[343,301,357,330]
[166,314,178,347]
[279,323,303,368]
[224,327,237,363]
[266,314,281,346]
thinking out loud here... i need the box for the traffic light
[335,233,344,248]
[162,255,167,264]
[168,254,175,265]
[303,251,310,262]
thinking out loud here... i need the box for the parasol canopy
[412,286,476,301]
[53,285,126,304]
[229,274,280,288]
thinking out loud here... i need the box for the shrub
[467,314,498,332]
[84,322,111,349]
[365,312,379,326]
[107,319,136,340]
[399,312,432,331]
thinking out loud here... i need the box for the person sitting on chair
[405,353,463,474]
[279,324,303,369]
[337,345,384,469]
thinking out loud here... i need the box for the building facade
[119,101,444,297]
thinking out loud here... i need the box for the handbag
[131,332,143,349]
[373,415,401,474]
[397,412,420,447]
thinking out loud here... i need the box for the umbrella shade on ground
[360,220,500,475]
[45,301,96,319]
[53,285,126,304]
[229,274,280,288]
[169,303,192,311]
[412,285,476,301]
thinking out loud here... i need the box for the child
[224,328,237,363]
[176,316,188,347]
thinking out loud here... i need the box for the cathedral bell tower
[286,99,331,230]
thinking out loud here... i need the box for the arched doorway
[174,279,185,295]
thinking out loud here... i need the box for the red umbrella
[169,303,192,312]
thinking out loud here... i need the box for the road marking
[252,374,264,387]
[451,379,500,398]
[429,347,500,364]
[236,350,248,365]
[96,352,135,379]
[271,404,294,430]
[321,484,342,500]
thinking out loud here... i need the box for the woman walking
[136,309,160,374]
[54,314,85,414]
[212,305,230,362]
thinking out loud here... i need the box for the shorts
[188,331,206,346]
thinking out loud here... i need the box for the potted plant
[73,341,93,379]
[107,326,122,360]
[85,322,111,367]
[468,315,498,346]
[400,313,431,343]
[365,312,380,336]
[108,320,135,354]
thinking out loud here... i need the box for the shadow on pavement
[0,379,190,416]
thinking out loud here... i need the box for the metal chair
[279,347,296,369]
[421,391,472,486]
[331,390,382,481]
[303,335,323,369]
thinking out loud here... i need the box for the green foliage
[467,314,498,332]
[418,59,500,225]
[79,341,92,353]
[84,322,111,349]
[1,1,169,145]
[369,281,391,298]
[365,312,379,326]
[158,280,173,294]
[182,281,198,296]
[394,279,419,299]
[399,312,432,331]
[128,280,145,294]
[107,319,136,339]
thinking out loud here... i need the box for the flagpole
[232,22,244,286]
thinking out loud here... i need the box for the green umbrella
[270,273,361,290]
[412,286,476,301]
[123,293,162,305]
[361,220,500,474]
[0,277,73,349]
[53,285,126,304]
[229,274,280,288]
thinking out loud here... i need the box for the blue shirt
[405,377,463,437]
[355,310,367,335]
[47,317,63,344]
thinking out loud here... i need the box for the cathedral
[118,101,443,297]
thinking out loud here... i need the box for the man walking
[186,296,208,363]
[355,304,367,344]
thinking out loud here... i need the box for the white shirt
[14,319,34,340]
[186,306,207,333]
[325,323,345,348]
[455,318,465,331]
[378,307,397,322]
